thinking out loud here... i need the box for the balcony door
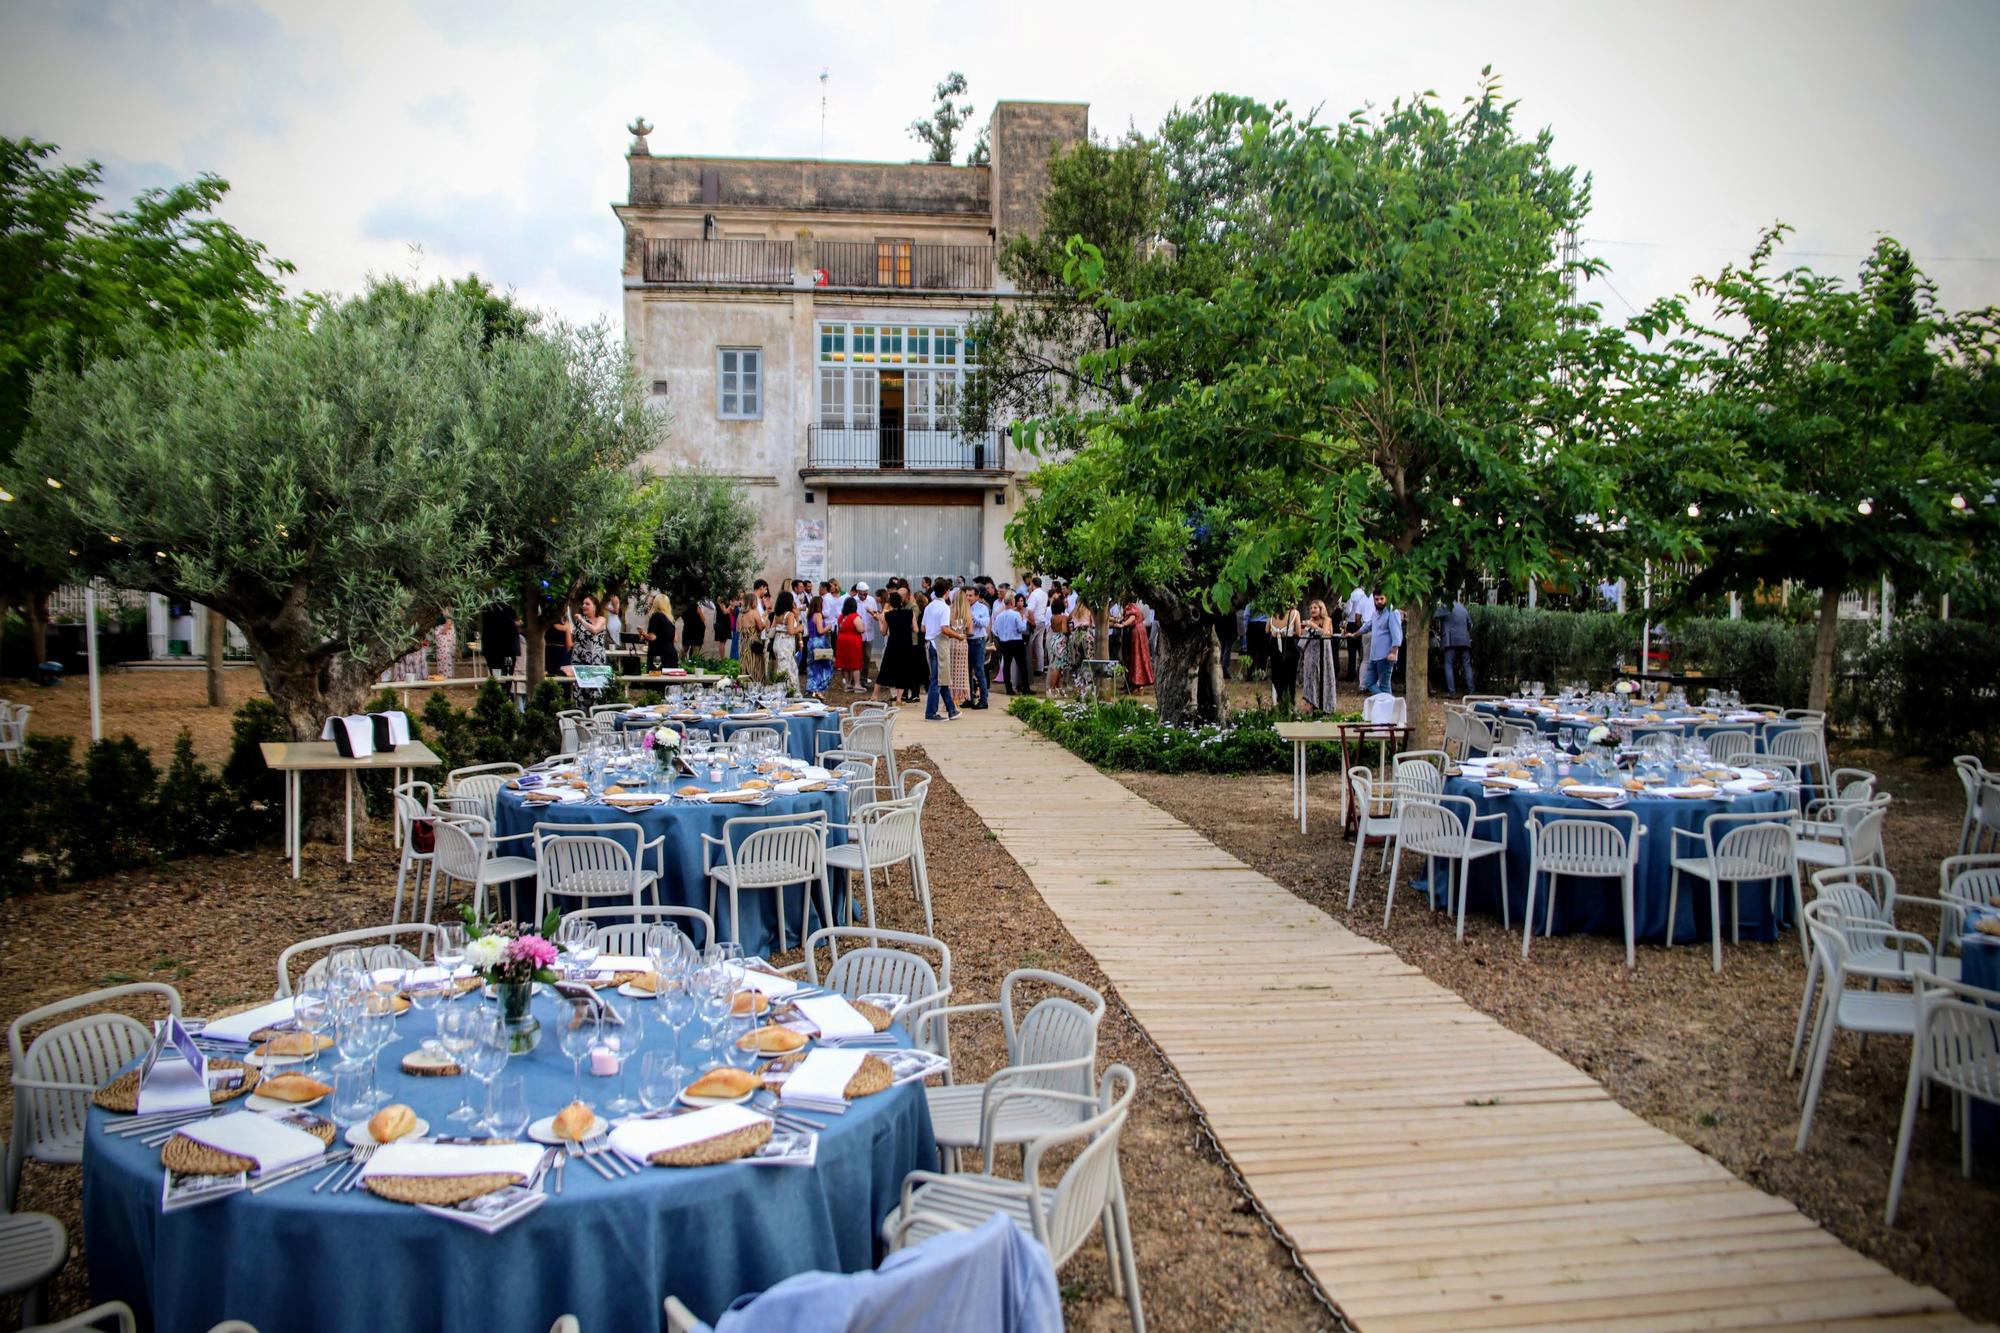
[879,372,904,470]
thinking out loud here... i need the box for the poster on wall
[795,517,828,583]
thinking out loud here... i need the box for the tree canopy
[908,72,986,166]
[648,470,760,626]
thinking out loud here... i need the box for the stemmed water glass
[659,983,695,1089]
[558,918,600,978]
[436,922,467,974]
[331,1063,374,1138]
[436,1005,482,1122]
[639,1051,681,1114]
[599,1009,639,1116]
[293,986,331,1073]
[461,1009,509,1132]
[362,993,399,1105]
[334,1008,376,1102]
[486,1073,530,1143]
[692,972,732,1056]
[559,1002,601,1107]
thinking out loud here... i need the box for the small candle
[589,1047,619,1077]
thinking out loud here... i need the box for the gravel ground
[0,702,1335,1332]
[1118,732,1999,1326]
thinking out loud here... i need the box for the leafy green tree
[1659,228,1998,710]
[0,139,291,667]
[647,469,759,625]
[8,279,658,826]
[909,72,983,165]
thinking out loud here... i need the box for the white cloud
[3,0,1995,326]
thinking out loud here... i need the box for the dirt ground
[1116,721,2000,1325]
[0,676,1335,1332]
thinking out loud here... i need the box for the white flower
[464,935,507,970]
[1614,681,1634,695]
[651,726,681,748]
[1586,724,1613,745]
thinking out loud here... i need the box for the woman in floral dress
[571,595,611,668]
[805,604,835,696]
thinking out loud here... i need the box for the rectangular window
[851,369,879,429]
[875,239,913,287]
[908,327,930,365]
[819,325,845,362]
[818,367,846,429]
[717,347,761,419]
[881,326,903,363]
[905,371,932,432]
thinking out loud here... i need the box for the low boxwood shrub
[1009,697,1357,774]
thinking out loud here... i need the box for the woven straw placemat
[94,1059,258,1114]
[758,1052,893,1098]
[850,1002,893,1033]
[365,1172,525,1205]
[649,1118,772,1168]
[161,1116,335,1175]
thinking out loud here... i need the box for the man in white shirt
[1344,584,1373,681]
[966,592,991,708]
[820,581,841,627]
[992,595,1028,694]
[856,581,880,682]
[922,587,958,720]
[1024,578,1049,677]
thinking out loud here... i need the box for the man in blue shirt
[1438,596,1474,696]
[966,590,992,709]
[1363,591,1402,695]
[992,595,1029,694]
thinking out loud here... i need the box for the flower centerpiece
[461,907,562,1052]
[643,725,681,751]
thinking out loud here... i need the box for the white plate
[245,1091,325,1113]
[241,1051,310,1071]
[616,983,660,1000]
[344,1117,430,1146]
[529,1113,610,1145]
[677,1086,756,1108]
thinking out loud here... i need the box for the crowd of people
[396,574,1479,719]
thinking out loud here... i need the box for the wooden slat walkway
[916,708,1976,1331]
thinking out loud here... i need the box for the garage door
[827,503,982,588]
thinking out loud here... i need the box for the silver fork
[569,1140,611,1181]
[251,1149,348,1194]
[331,1143,376,1193]
[583,1132,632,1178]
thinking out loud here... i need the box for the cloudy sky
[4,0,1997,330]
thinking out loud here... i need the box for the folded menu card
[607,1104,767,1160]
[359,1142,546,1181]
[179,1111,326,1174]
[137,1018,210,1114]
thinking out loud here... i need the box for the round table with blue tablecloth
[1472,701,1802,754]
[1962,931,2000,1155]
[82,990,937,1332]
[1437,776,1795,945]
[495,775,850,958]
[618,706,840,762]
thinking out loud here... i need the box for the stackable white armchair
[276,924,442,996]
[917,969,1105,1175]
[1344,768,1402,911]
[557,711,591,753]
[1799,769,1879,841]
[824,796,930,935]
[1522,808,1643,966]
[429,813,540,922]
[532,823,665,922]
[701,810,834,952]
[7,983,182,1210]
[1441,707,1471,762]
[1789,871,1954,1085]
[1793,797,1889,886]
[885,1065,1145,1333]
[718,723,783,752]
[1388,793,1510,940]
[1884,970,2000,1224]
[1794,903,1916,1153]
[1940,854,2000,928]
[1666,811,1799,972]
[0,702,30,766]
[558,904,716,956]
[437,763,524,827]
[1695,727,1755,764]
[1954,756,2000,855]
[1766,725,1830,802]
[802,926,953,1057]
[1,1204,68,1327]
[389,780,444,927]
[1459,711,1499,759]
[821,714,899,794]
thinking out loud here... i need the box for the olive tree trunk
[1149,591,1228,728]
[204,605,228,707]
[1402,600,1432,736]
[520,587,547,696]
[1808,584,1842,714]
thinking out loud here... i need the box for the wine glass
[405,966,447,1056]
[723,1013,760,1074]
[660,984,695,1085]
[331,1062,374,1136]
[694,978,733,1057]
[461,1011,509,1131]
[485,1072,530,1143]
[436,922,468,973]
[559,919,600,978]
[366,945,409,997]
[363,993,399,1105]
[435,1006,480,1122]
[598,1013,638,1116]
[293,987,331,1073]
[639,1051,680,1114]
[559,1002,600,1107]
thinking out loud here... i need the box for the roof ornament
[627,117,654,157]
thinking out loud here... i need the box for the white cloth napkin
[359,1142,545,1181]
[203,998,302,1045]
[607,1105,767,1160]
[593,955,652,974]
[1477,776,1536,790]
[522,788,588,804]
[180,1111,326,1174]
[370,711,411,746]
[320,715,375,757]
[782,1049,865,1107]
[737,970,802,999]
[794,994,875,1039]
[1654,786,1725,799]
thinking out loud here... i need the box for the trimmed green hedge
[1009,696,1360,774]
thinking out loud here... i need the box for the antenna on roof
[819,68,829,159]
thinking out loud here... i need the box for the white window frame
[717,346,762,420]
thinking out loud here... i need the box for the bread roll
[678,785,706,797]
[737,1025,807,1055]
[741,778,771,790]
[729,991,770,1017]
[257,1031,331,1059]
[258,1072,332,1103]
[552,1101,595,1141]
[368,1104,418,1143]
[686,1067,758,1099]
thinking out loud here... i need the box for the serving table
[260,741,442,879]
[83,989,936,1331]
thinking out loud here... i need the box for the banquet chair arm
[13,1073,101,1098]
[895,986,955,1051]
[1670,827,1709,858]
[1845,923,1939,976]
[914,1001,1000,1084]
[699,832,727,875]
[891,1169,1032,1248]
[1471,811,1509,843]
[977,1057,1095,1138]
[978,1085,1101,1171]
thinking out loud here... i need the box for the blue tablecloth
[1473,702,1801,754]
[1437,777,1794,944]
[495,779,851,958]
[1964,934,1999,1155]
[619,709,840,762]
[83,991,937,1332]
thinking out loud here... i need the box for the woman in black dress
[1267,601,1301,713]
[873,589,926,703]
[644,593,678,670]
[541,599,573,678]
[681,601,707,659]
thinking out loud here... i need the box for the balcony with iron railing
[813,242,993,291]
[643,237,794,285]
[805,426,1007,473]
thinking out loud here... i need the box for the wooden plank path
[916,708,1976,1331]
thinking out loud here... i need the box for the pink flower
[507,935,558,970]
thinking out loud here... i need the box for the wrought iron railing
[643,238,795,285]
[814,242,993,290]
[806,426,1006,471]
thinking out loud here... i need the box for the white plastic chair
[804,927,953,1057]
[532,823,665,923]
[1388,793,1509,941]
[1694,726,1754,763]
[1441,707,1470,762]
[438,763,525,826]
[560,904,716,956]
[19,1301,137,1333]
[1788,868,1957,1081]
[277,924,442,996]
[825,799,930,934]
[827,715,898,792]
[0,703,29,766]
[1344,768,1402,911]
[1954,756,1991,854]
[1799,769,1878,842]
[885,1065,1145,1333]
[1793,799,1889,885]
[1522,808,1642,966]
[430,814,540,923]
[1362,692,1407,726]
[917,970,1105,1174]
[557,711,591,753]
[1795,903,1915,1152]
[1460,711,1498,758]
[1941,854,2000,926]
[719,723,784,753]
[0,1210,66,1326]
[1884,969,2000,1224]
[1766,725,1830,802]
[701,811,834,953]
[1667,811,1799,972]
[7,984,181,1209]
[390,780,442,927]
